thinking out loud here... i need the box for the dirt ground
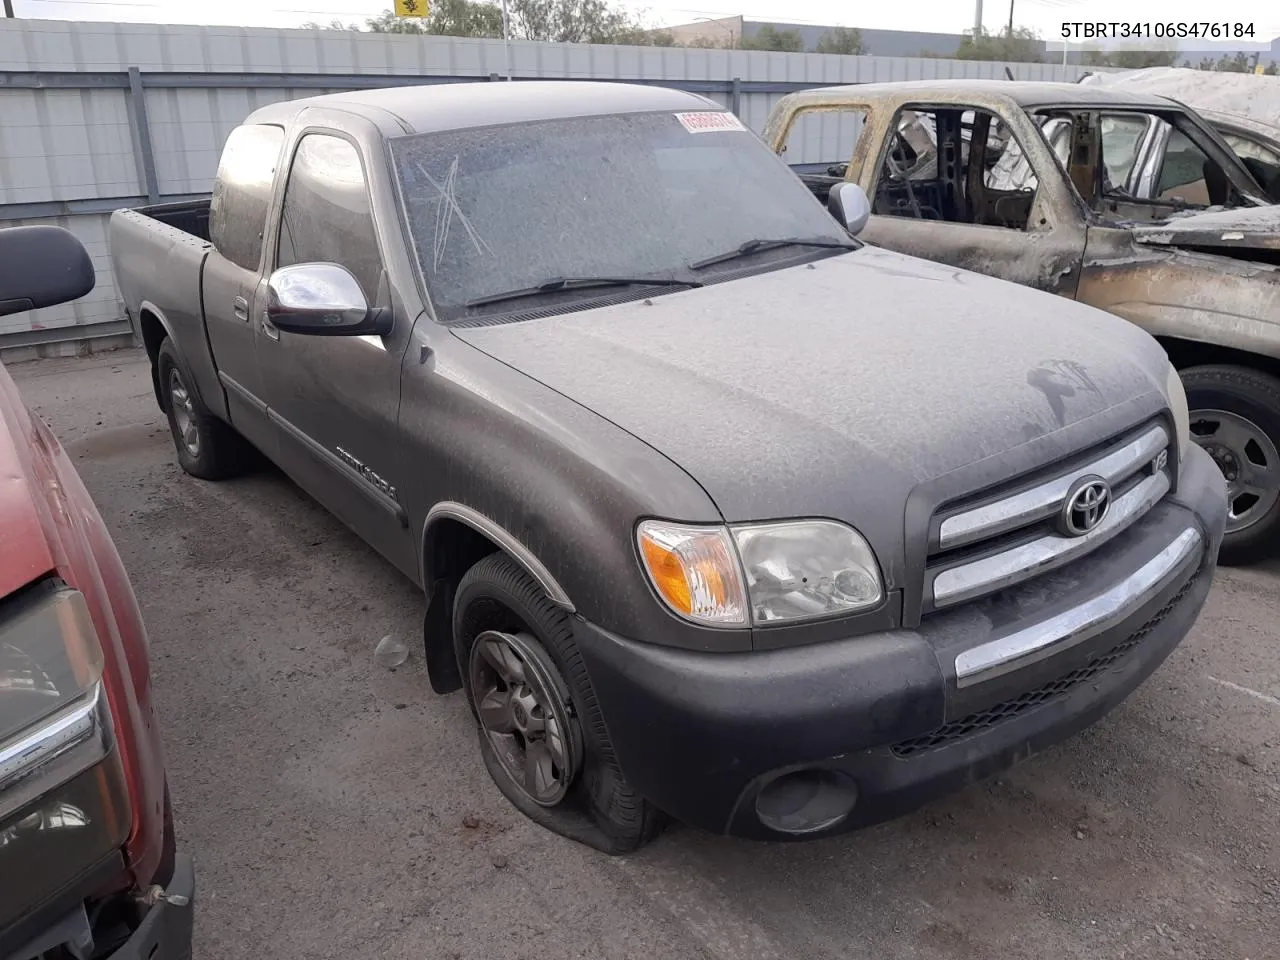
[12,348,1280,960]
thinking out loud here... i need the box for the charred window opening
[1221,132,1280,203]
[872,106,1038,232]
[1031,107,1264,223]
[777,106,869,208]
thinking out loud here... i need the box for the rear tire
[1181,364,1280,566]
[157,340,253,480]
[454,552,665,854]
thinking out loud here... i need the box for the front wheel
[1181,364,1280,566]
[453,553,664,854]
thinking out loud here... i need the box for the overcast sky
[7,0,1279,45]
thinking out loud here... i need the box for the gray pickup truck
[110,81,1226,852]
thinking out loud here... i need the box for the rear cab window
[209,124,285,271]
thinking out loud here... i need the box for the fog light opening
[754,768,857,835]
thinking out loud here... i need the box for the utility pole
[500,0,511,81]
[1007,0,1014,35]
[973,0,982,35]
[3,0,15,19]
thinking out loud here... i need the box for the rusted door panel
[1079,225,1280,358]
[856,97,1089,296]
[860,217,1086,295]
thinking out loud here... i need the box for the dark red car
[0,226,193,960]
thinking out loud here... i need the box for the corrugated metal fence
[0,19,1094,357]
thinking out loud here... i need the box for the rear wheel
[454,553,664,854]
[1182,364,1280,565]
[158,340,253,480]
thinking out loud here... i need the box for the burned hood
[1132,204,1280,256]
[453,247,1170,577]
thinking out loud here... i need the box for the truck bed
[132,199,213,242]
[109,199,225,420]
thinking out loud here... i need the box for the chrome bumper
[954,525,1202,688]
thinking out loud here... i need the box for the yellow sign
[394,0,428,17]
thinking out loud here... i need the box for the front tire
[1182,364,1280,566]
[454,553,664,854]
[158,340,253,480]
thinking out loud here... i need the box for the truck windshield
[389,110,852,317]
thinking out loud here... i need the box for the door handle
[261,312,280,342]
[233,296,249,321]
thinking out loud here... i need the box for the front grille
[891,568,1200,759]
[924,419,1172,611]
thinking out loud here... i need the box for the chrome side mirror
[265,263,390,336]
[828,182,871,236]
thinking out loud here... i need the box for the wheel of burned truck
[1182,365,1280,566]
[157,340,254,481]
[453,552,665,854]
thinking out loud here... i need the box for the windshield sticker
[675,112,747,135]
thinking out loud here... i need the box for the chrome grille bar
[953,527,1201,688]
[932,469,1171,608]
[937,424,1169,552]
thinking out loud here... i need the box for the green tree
[364,0,501,36]
[300,17,364,30]
[739,25,805,52]
[505,0,660,43]
[814,26,863,56]
[1082,48,1177,69]
[954,26,1042,64]
[1191,51,1277,74]
[681,35,735,49]
[356,0,671,43]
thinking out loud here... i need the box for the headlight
[637,519,884,627]
[732,520,883,623]
[1165,363,1190,463]
[0,583,129,925]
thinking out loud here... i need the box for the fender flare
[137,300,211,411]
[419,501,575,612]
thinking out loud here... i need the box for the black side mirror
[266,263,392,337]
[0,226,95,318]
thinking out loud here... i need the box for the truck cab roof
[793,78,1186,111]
[243,80,724,135]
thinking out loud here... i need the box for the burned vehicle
[766,80,1280,563]
[1078,67,1280,203]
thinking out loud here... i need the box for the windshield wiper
[465,275,702,309]
[689,236,856,271]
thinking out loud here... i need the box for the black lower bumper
[5,855,194,960]
[574,445,1227,840]
[109,854,194,960]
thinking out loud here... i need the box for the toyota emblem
[1059,476,1111,537]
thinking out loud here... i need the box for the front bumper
[574,444,1227,840]
[109,854,194,960]
[4,855,193,960]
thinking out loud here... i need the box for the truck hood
[1132,205,1280,257]
[454,246,1170,552]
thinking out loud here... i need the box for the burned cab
[765,80,1280,564]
